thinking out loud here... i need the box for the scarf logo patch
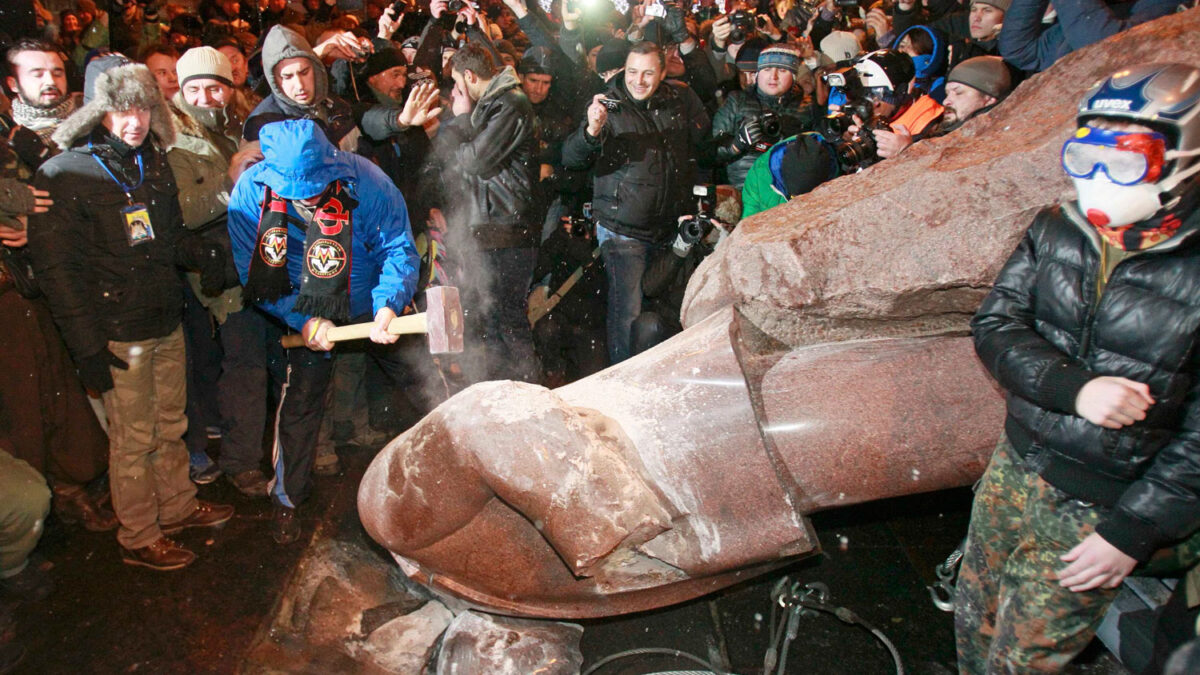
[316,197,350,236]
[307,238,347,278]
[259,227,288,267]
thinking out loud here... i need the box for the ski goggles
[1061,125,1168,186]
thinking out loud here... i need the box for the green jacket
[740,136,791,219]
[166,102,243,323]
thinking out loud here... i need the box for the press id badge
[122,204,155,246]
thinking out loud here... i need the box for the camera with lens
[753,111,783,152]
[564,203,595,238]
[818,67,888,172]
[727,10,755,43]
[674,185,719,255]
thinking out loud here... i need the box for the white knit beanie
[176,46,233,87]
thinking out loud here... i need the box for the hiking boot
[120,538,196,571]
[227,470,270,498]
[271,505,301,545]
[53,484,118,532]
[160,501,234,535]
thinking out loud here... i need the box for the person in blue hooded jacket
[227,118,419,543]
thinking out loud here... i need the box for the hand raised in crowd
[378,4,404,40]
[1057,533,1138,592]
[1075,376,1155,429]
[430,0,449,18]
[302,317,335,351]
[370,307,400,344]
[794,35,815,59]
[756,13,782,41]
[874,124,913,158]
[451,79,473,116]
[229,141,265,184]
[314,31,373,65]
[585,94,609,137]
[560,1,581,29]
[502,0,530,19]
[865,7,891,40]
[710,15,732,49]
[397,80,443,128]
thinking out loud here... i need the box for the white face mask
[1072,152,1200,229]
[1072,173,1165,228]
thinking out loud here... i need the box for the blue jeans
[597,225,658,364]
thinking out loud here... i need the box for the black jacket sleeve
[27,166,107,361]
[970,213,1098,415]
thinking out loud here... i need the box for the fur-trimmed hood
[52,63,176,151]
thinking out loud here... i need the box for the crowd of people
[0,0,1198,671]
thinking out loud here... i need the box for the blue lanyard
[88,140,145,198]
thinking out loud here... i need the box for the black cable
[581,647,727,675]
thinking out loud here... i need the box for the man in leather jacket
[442,42,540,383]
[955,63,1200,673]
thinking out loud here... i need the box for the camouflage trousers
[954,435,1118,674]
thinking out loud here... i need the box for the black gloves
[198,242,228,296]
[733,118,765,154]
[77,349,130,394]
[663,6,690,45]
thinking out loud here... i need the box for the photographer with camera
[712,44,818,189]
[562,41,711,365]
[630,186,730,356]
[825,49,943,165]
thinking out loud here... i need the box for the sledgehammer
[280,286,464,354]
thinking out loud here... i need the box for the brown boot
[52,484,118,532]
[120,538,196,571]
[160,501,234,535]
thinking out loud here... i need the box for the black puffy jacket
[972,203,1200,562]
[562,78,711,243]
[438,67,539,249]
[28,129,190,362]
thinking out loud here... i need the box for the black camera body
[818,67,888,173]
[727,10,755,43]
[599,97,621,111]
[750,111,783,153]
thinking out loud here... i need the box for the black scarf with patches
[243,181,356,321]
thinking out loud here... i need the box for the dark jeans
[597,225,658,365]
[217,306,287,476]
[533,312,607,385]
[461,246,540,383]
[181,284,222,457]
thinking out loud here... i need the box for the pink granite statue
[358,12,1200,619]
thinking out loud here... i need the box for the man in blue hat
[227,118,419,544]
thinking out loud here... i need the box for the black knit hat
[595,38,630,74]
[780,134,837,198]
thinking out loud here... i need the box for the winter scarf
[11,94,79,142]
[1093,186,1200,251]
[244,181,356,321]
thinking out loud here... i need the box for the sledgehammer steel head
[426,286,464,354]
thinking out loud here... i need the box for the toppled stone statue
[358,10,1200,619]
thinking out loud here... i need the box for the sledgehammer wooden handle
[280,314,429,349]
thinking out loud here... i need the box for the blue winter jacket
[999,0,1179,73]
[227,119,419,331]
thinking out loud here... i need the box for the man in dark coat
[955,63,1200,672]
[562,41,711,364]
[27,56,233,571]
[441,42,540,383]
